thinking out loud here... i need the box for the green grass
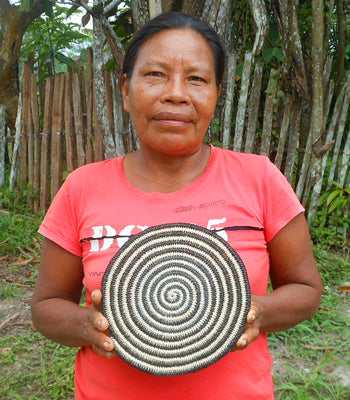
[270,248,350,399]
[0,333,77,400]
[0,211,42,257]
[0,209,349,399]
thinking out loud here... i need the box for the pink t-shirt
[39,146,304,400]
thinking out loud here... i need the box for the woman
[31,12,322,400]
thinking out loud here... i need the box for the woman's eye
[190,76,205,83]
[147,71,163,77]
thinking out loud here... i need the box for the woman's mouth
[153,112,192,125]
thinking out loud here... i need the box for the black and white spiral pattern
[102,223,251,376]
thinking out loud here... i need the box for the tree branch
[104,0,124,16]
[66,0,93,15]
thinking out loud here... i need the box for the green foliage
[311,208,349,250]
[21,3,92,79]
[312,181,350,247]
[262,47,285,64]
[0,183,34,213]
[318,181,350,214]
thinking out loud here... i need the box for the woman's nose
[161,76,191,104]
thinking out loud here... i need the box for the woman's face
[122,28,221,157]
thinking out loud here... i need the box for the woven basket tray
[102,223,251,376]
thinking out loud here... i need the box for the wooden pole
[86,48,94,164]
[50,74,65,201]
[64,71,75,173]
[72,72,86,168]
[30,74,40,213]
[40,77,54,211]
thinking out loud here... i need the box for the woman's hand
[31,239,116,357]
[231,298,262,351]
[85,290,115,359]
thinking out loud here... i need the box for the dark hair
[122,12,225,87]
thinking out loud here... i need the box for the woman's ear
[216,84,222,99]
[121,73,130,113]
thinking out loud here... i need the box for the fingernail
[239,339,247,347]
[104,341,111,349]
[248,310,256,322]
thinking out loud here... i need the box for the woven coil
[102,223,251,376]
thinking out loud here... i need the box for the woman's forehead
[134,28,215,68]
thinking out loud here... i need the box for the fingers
[92,337,116,359]
[91,289,102,309]
[247,309,257,324]
[231,300,261,352]
[86,289,116,358]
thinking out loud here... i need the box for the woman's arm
[31,238,115,358]
[235,213,322,349]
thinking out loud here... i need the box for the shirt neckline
[115,145,218,200]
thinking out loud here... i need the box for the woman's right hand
[85,289,116,359]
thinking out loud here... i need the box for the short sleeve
[262,160,305,242]
[38,173,82,257]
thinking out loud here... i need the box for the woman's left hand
[231,297,262,351]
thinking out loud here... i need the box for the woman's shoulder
[212,146,270,167]
[65,158,120,182]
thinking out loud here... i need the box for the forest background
[0,1,349,399]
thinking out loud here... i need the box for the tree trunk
[307,0,325,221]
[222,54,236,149]
[244,62,264,154]
[248,0,269,55]
[272,0,308,96]
[233,52,253,152]
[131,0,149,31]
[9,94,22,191]
[336,0,345,89]
[93,17,116,159]
[327,74,350,188]
[0,0,44,130]
[0,105,5,186]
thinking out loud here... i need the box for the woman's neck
[123,144,211,193]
